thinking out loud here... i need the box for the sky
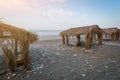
[0,0,120,30]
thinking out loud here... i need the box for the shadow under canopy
[0,22,38,72]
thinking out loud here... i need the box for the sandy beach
[0,35,120,80]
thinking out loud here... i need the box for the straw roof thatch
[0,22,38,44]
[60,25,104,36]
[103,27,120,41]
[103,27,119,34]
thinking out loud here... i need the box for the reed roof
[103,27,119,34]
[60,25,103,36]
[0,22,38,44]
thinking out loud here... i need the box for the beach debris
[86,62,89,64]
[98,70,102,72]
[51,60,55,63]
[32,69,35,72]
[81,73,86,77]
[89,64,92,67]
[112,60,117,63]
[12,73,16,76]
[72,47,75,49]
[42,53,46,57]
[66,65,70,69]
[116,65,120,67]
[85,50,91,52]
[56,52,60,55]
[40,71,42,74]
[44,49,47,52]
[36,67,40,70]
[92,56,98,59]
[90,67,94,70]
[84,69,87,71]
[27,74,29,78]
[8,76,10,79]
[104,66,108,69]
[48,71,54,77]
[70,69,74,72]
[40,64,44,69]
[73,54,77,56]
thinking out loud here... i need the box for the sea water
[30,30,62,40]
[30,30,62,36]
[30,30,85,40]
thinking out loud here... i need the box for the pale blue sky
[0,0,120,30]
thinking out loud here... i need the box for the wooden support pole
[118,33,120,40]
[98,33,102,47]
[76,35,80,46]
[14,38,18,55]
[62,35,65,44]
[85,33,91,50]
[23,42,30,70]
[21,41,30,71]
[66,35,69,45]
[114,33,116,41]
[116,32,119,40]
[89,33,93,49]
[111,33,114,41]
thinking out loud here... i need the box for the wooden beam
[76,35,80,46]
[85,33,91,50]
[98,33,102,47]
[14,38,18,55]
[66,35,69,45]
[62,35,65,44]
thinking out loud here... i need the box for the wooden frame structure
[0,22,38,72]
[60,25,104,50]
[103,28,120,41]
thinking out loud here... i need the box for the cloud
[0,0,29,11]
[35,7,74,19]
[0,0,75,30]
[0,0,74,19]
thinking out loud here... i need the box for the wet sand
[0,36,120,80]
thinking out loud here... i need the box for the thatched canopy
[60,25,104,36]
[0,22,38,72]
[103,27,119,41]
[0,22,38,44]
[103,27,119,34]
[60,25,103,51]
